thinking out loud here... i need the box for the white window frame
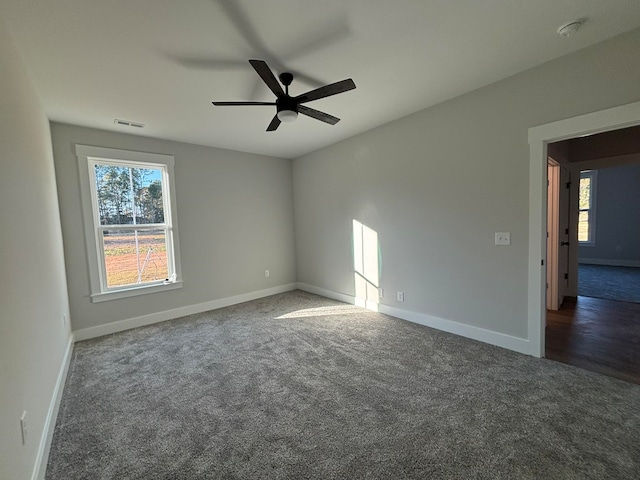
[76,145,182,302]
[578,169,597,246]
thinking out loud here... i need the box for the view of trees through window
[93,163,169,288]
[94,164,164,225]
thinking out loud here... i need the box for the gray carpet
[579,264,640,303]
[47,290,640,479]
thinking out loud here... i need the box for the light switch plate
[495,232,511,245]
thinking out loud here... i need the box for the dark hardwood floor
[546,296,640,384]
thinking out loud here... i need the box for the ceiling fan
[212,59,356,131]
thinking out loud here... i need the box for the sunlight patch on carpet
[276,305,363,319]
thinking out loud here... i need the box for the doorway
[531,107,640,383]
[528,100,640,359]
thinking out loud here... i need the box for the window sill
[90,280,183,303]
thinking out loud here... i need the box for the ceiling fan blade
[283,18,351,63]
[219,0,270,57]
[266,115,281,131]
[286,70,326,89]
[170,56,247,70]
[212,101,275,106]
[298,105,340,125]
[249,59,284,97]
[295,78,356,104]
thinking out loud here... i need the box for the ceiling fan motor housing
[277,95,298,115]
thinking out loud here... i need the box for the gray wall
[0,17,71,480]
[293,28,640,340]
[51,123,296,333]
[579,163,640,264]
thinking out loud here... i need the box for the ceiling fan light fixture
[277,109,298,122]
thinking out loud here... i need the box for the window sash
[96,223,168,232]
[96,226,176,291]
[88,159,171,227]
[76,145,182,301]
[87,159,175,291]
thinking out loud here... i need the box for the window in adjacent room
[578,170,597,245]
[76,145,182,302]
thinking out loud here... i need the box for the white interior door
[547,160,559,310]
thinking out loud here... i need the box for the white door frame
[528,100,640,358]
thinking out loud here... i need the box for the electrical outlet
[20,411,27,445]
[378,288,384,298]
[495,232,511,246]
[264,270,270,278]
[397,291,404,302]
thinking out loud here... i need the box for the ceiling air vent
[114,119,145,128]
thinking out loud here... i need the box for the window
[76,145,182,302]
[578,170,597,245]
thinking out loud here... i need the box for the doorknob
[561,241,570,246]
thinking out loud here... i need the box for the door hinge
[565,228,569,235]
[564,273,568,280]
[541,259,544,266]
[566,181,571,189]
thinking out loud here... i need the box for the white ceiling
[3,0,640,159]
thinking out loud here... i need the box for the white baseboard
[296,282,355,305]
[297,282,531,356]
[579,258,640,268]
[377,304,530,355]
[75,279,531,352]
[33,334,74,480]
[73,283,297,342]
